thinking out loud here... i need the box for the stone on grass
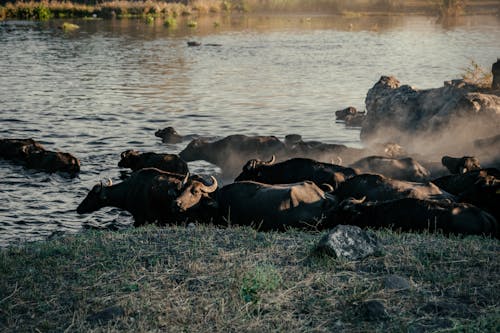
[316,225,380,260]
[86,306,125,325]
[384,274,412,291]
[359,300,389,321]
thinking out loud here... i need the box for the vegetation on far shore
[0,224,498,332]
[0,0,499,21]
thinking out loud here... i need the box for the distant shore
[1,0,499,21]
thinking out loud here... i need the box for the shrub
[461,59,493,88]
[164,16,177,28]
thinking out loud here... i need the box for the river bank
[1,0,499,21]
[0,224,498,331]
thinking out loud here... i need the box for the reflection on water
[0,14,499,246]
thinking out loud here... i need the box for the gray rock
[316,225,380,260]
[359,300,389,321]
[86,305,125,325]
[361,76,500,152]
[384,274,411,291]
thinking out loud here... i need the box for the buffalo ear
[92,183,102,193]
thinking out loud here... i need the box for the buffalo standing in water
[118,149,188,174]
[0,138,80,176]
[77,168,217,227]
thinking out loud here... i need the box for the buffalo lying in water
[350,155,430,182]
[0,138,80,175]
[215,180,337,231]
[332,197,498,238]
[234,156,359,190]
[118,149,188,174]
[77,168,217,227]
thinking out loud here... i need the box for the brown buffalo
[77,168,217,226]
[118,149,188,174]
[350,155,430,181]
[0,138,80,175]
[235,156,359,190]
[333,173,456,202]
[214,180,337,231]
[331,197,498,238]
[441,155,481,174]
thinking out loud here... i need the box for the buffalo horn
[100,178,112,187]
[201,176,218,193]
[264,155,276,165]
[182,172,190,186]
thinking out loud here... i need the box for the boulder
[316,225,381,260]
[361,76,500,155]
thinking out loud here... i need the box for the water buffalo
[179,135,286,177]
[215,180,337,231]
[77,168,217,227]
[332,197,498,238]
[283,134,366,165]
[335,106,358,121]
[334,173,456,202]
[349,156,430,181]
[441,155,481,174]
[118,149,188,174]
[0,138,80,175]
[155,127,184,143]
[234,156,359,190]
[432,168,500,221]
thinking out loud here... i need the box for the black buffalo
[0,138,80,175]
[441,155,481,174]
[77,168,217,227]
[234,156,359,190]
[349,155,430,181]
[432,168,500,221]
[332,197,498,238]
[214,180,337,231]
[179,135,285,177]
[118,149,188,174]
[334,173,456,202]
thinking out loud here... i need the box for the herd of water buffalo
[0,130,499,238]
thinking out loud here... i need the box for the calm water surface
[1,14,499,246]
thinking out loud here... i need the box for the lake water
[1,14,499,246]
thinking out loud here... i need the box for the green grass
[0,225,498,332]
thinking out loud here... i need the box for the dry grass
[0,224,498,332]
[461,59,494,89]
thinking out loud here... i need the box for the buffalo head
[172,174,218,213]
[179,138,210,162]
[77,179,113,214]
[118,149,140,169]
[442,155,481,174]
[155,127,183,144]
[235,155,276,182]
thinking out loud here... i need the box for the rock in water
[361,76,500,153]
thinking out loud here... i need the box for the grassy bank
[1,0,499,21]
[0,224,498,332]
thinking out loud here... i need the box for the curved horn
[264,155,276,165]
[182,172,190,186]
[201,176,218,193]
[100,178,112,187]
[336,156,343,165]
[320,183,334,193]
[120,151,128,159]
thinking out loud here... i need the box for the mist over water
[0,14,499,246]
